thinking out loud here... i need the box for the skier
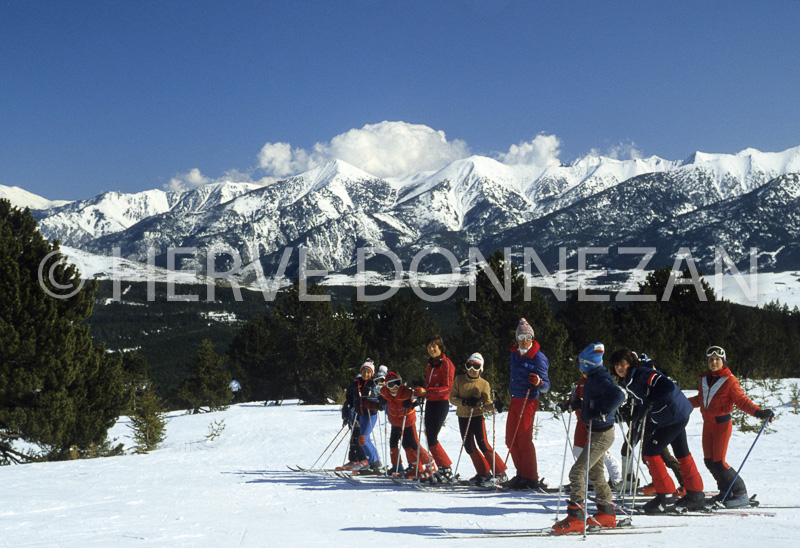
[610,350,686,496]
[687,346,774,507]
[504,318,550,490]
[448,352,507,486]
[553,343,625,533]
[557,373,624,491]
[337,367,368,471]
[613,348,705,513]
[379,371,434,479]
[412,335,456,483]
[348,359,384,473]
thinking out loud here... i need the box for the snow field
[2,382,800,547]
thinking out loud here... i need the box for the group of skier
[337,316,775,534]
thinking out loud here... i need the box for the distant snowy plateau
[4,146,800,308]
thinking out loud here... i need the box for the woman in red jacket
[688,346,774,508]
[413,335,455,483]
[380,372,434,479]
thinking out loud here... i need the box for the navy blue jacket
[622,366,692,427]
[581,368,626,431]
[509,341,550,399]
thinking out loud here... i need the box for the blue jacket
[581,368,626,431]
[623,366,692,427]
[509,341,550,399]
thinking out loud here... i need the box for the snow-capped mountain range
[5,145,800,278]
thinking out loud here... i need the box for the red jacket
[380,385,416,428]
[424,353,455,401]
[688,367,760,420]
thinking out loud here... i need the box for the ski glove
[556,401,571,414]
[494,400,505,413]
[528,373,543,387]
[754,408,775,422]
[463,396,481,407]
[402,398,417,409]
[413,387,427,398]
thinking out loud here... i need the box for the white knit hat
[360,359,375,374]
[466,352,484,371]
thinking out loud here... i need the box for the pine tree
[269,278,367,404]
[0,200,126,463]
[128,380,168,453]
[177,339,232,414]
[227,315,281,403]
[455,249,571,405]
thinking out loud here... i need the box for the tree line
[3,200,800,464]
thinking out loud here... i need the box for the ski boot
[588,501,616,528]
[641,492,676,514]
[676,490,705,511]
[552,502,585,534]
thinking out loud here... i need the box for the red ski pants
[505,397,540,480]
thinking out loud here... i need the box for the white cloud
[257,121,471,178]
[164,168,212,192]
[495,134,562,167]
[587,141,644,160]
[607,141,643,160]
[164,168,273,192]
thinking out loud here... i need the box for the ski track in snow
[2,384,800,547]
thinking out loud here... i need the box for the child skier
[687,346,774,507]
[346,360,384,474]
[448,353,507,486]
[553,343,625,534]
[557,373,624,491]
[337,366,368,471]
[379,371,434,479]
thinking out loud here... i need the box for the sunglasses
[517,334,533,341]
[386,379,402,389]
[465,361,482,371]
[706,346,726,359]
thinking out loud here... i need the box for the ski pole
[559,412,575,459]
[630,411,648,512]
[310,422,348,470]
[555,408,572,521]
[453,406,475,479]
[395,402,408,475]
[618,419,633,506]
[583,421,593,541]
[491,391,497,480]
[496,388,531,493]
[415,398,426,479]
[720,412,773,504]
[323,416,357,469]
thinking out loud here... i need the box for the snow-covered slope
[0,184,71,210]
[2,383,797,546]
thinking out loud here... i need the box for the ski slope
[2,380,799,547]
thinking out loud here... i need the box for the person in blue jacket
[614,349,704,513]
[504,318,550,490]
[553,343,625,534]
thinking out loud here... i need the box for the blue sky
[2,0,799,200]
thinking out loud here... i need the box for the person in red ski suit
[412,335,455,483]
[379,371,434,479]
[687,346,774,508]
[504,318,550,490]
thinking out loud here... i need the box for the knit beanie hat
[376,365,388,379]
[385,371,401,383]
[578,342,605,374]
[516,318,534,339]
[466,352,485,371]
[360,359,375,374]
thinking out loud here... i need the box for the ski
[627,505,775,517]
[441,524,663,538]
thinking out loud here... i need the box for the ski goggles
[385,378,402,389]
[465,361,483,371]
[706,346,726,359]
[516,334,533,341]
